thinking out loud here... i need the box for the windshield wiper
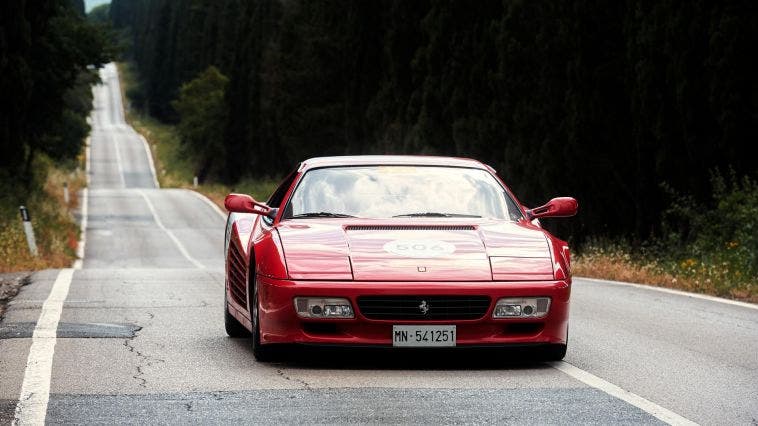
[392,212,481,218]
[291,212,356,218]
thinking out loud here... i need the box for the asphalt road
[1,63,756,425]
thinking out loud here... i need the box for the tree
[172,66,229,181]
[0,0,114,183]
[110,0,758,244]
[87,4,110,24]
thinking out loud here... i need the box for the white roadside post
[19,206,38,257]
[63,182,70,205]
[193,176,198,188]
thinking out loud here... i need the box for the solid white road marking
[85,138,91,185]
[138,190,205,269]
[73,136,91,270]
[576,277,757,310]
[138,134,160,188]
[72,187,88,270]
[185,189,226,220]
[13,269,75,426]
[112,135,126,188]
[550,361,698,426]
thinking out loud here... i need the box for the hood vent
[345,225,476,231]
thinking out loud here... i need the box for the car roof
[299,155,490,171]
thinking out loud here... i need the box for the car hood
[276,220,554,281]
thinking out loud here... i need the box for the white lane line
[575,277,757,311]
[185,189,226,220]
[72,187,88,270]
[138,190,205,269]
[138,134,160,188]
[73,136,91,270]
[550,361,698,425]
[112,134,126,188]
[14,269,75,426]
[108,70,119,126]
[85,137,91,186]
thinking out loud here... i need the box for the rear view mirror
[526,197,578,220]
[224,193,277,219]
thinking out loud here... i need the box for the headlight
[294,297,354,318]
[493,297,550,318]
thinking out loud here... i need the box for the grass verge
[0,155,85,272]
[573,241,756,303]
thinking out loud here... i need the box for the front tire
[539,343,567,361]
[224,291,250,337]
[539,326,568,361]
[250,274,278,362]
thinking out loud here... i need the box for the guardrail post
[19,206,38,257]
[193,176,198,188]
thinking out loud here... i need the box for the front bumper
[257,276,571,346]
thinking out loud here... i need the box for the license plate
[392,325,456,347]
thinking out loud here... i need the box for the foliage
[119,63,194,188]
[120,63,281,205]
[0,0,114,183]
[171,67,230,182]
[0,156,84,272]
[575,174,757,302]
[87,4,110,24]
[657,172,757,295]
[109,0,757,245]
[0,0,113,271]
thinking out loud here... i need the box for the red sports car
[223,156,578,361]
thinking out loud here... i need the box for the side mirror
[224,193,278,219]
[526,197,578,220]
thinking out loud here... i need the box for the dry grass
[0,158,85,272]
[574,245,756,303]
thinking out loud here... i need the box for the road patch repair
[0,322,141,339]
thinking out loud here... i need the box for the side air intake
[227,243,248,307]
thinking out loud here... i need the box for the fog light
[494,304,521,317]
[294,297,354,318]
[493,297,550,318]
[324,305,353,317]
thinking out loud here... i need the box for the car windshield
[284,165,523,220]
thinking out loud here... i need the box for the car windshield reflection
[285,166,522,220]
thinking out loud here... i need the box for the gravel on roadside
[0,272,30,321]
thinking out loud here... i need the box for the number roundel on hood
[382,239,456,258]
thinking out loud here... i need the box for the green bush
[658,171,757,296]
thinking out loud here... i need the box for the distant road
[0,63,756,425]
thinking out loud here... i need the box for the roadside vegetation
[0,157,85,272]
[111,1,755,304]
[575,172,757,302]
[118,63,279,208]
[120,60,757,303]
[0,0,113,273]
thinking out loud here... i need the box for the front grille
[357,296,491,320]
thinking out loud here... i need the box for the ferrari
[223,156,578,361]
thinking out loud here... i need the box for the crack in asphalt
[276,368,312,391]
[121,312,165,388]
[122,340,147,388]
